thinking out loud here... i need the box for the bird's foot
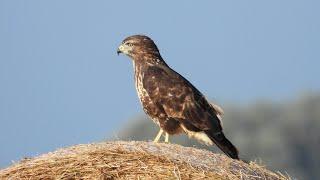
[164,133,170,143]
[153,129,163,143]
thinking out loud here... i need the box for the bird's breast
[135,71,146,101]
[134,66,153,112]
[133,64,166,126]
[133,63,154,102]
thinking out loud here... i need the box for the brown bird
[117,35,239,159]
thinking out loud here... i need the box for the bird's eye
[125,42,133,46]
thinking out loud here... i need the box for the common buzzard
[117,35,239,159]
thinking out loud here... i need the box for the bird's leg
[165,133,170,143]
[153,129,163,143]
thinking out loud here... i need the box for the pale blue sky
[0,0,319,167]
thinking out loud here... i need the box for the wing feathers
[142,64,239,159]
[144,65,222,131]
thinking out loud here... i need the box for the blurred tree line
[116,93,320,180]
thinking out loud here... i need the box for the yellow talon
[165,133,170,143]
[153,129,163,143]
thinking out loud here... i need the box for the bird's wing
[143,64,223,132]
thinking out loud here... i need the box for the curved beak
[117,48,122,55]
[117,44,124,55]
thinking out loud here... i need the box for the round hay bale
[0,141,288,179]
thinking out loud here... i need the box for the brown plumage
[117,35,239,159]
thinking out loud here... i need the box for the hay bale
[0,141,288,179]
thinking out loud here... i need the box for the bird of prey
[117,35,239,159]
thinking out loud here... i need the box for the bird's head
[117,35,162,61]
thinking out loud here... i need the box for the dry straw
[0,141,289,180]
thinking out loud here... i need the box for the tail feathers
[205,131,239,160]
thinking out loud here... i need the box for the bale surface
[0,141,288,180]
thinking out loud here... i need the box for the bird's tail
[205,130,239,160]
